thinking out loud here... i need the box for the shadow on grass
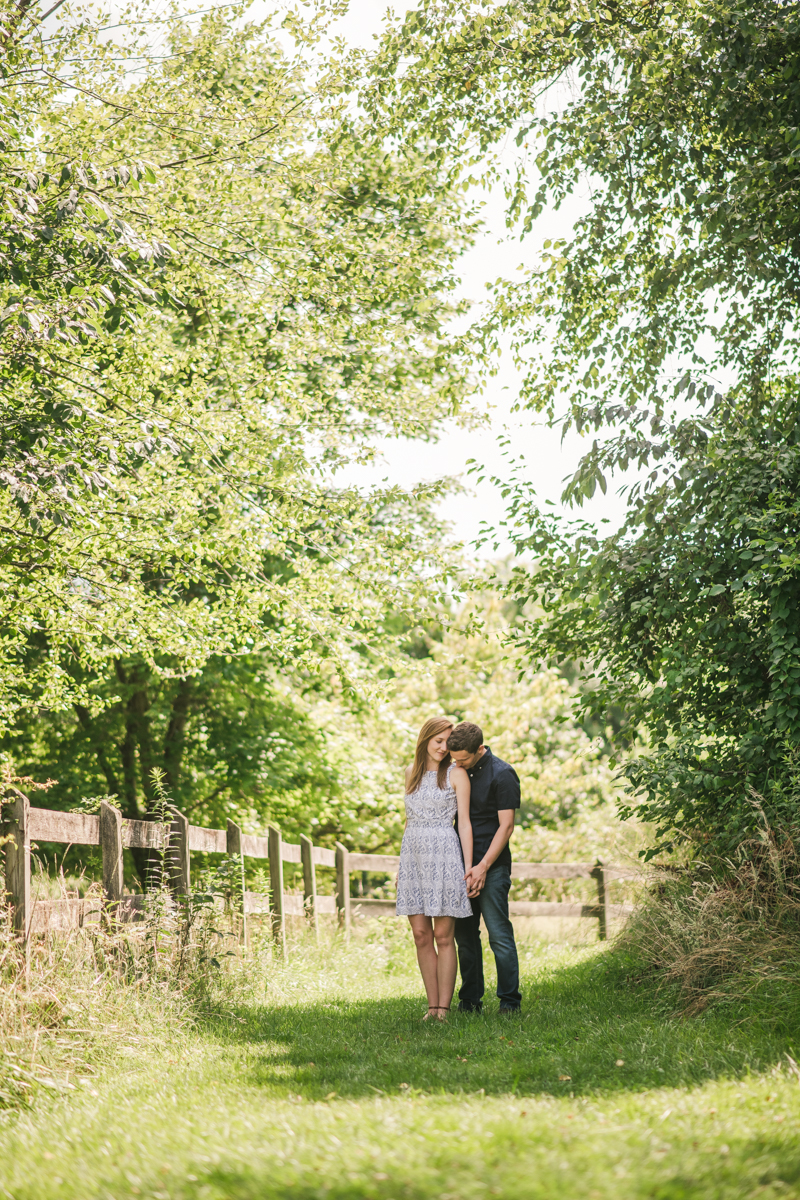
[197,947,800,1101]
[180,1133,800,1200]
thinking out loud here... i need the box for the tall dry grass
[621,807,800,1017]
[0,913,165,1114]
[0,853,257,1116]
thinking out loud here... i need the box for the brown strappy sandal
[423,1006,450,1022]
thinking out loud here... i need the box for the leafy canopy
[0,0,474,728]
[357,0,800,498]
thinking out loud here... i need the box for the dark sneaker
[499,1005,521,1015]
[457,1001,483,1014]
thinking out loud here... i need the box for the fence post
[168,807,190,897]
[5,794,30,943]
[300,833,318,941]
[226,818,241,859]
[267,824,286,956]
[226,819,248,951]
[594,859,609,941]
[335,841,351,931]
[99,801,123,914]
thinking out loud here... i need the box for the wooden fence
[2,797,638,949]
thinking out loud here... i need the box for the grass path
[2,931,800,1199]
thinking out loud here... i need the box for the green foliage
[7,585,623,890]
[358,0,800,495]
[501,386,800,854]
[280,588,622,866]
[5,654,337,826]
[0,0,473,728]
[355,0,800,855]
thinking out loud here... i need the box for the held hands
[464,862,488,898]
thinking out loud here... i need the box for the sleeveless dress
[396,766,473,918]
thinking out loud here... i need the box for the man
[448,722,522,1014]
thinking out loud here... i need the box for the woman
[396,716,473,1020]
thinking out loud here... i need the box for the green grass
[3,924,800,1200]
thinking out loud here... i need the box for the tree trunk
[114,660,141,819]
[79,661,195,891]
[163,677,193,797]
[113,659,161,888]
[132,683,156,809]
[73,703,122,800]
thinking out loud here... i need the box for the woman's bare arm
[451,765,473,873]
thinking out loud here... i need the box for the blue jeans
[454,861,521,1009]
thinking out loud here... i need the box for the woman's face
[426,730,452,762]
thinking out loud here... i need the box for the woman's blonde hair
[406,716,454,795]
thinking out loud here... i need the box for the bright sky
[312,0,635,557]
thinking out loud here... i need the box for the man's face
[450,746,485,770]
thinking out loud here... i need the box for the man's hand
[465,862,488,897]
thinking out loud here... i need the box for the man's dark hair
[447,722,483,754]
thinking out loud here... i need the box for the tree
[354,0,800,854]
[3,476,456,884]
[358,0,800,496]
[9,574,623,890]
[6,490,453,834]
[497,386,800,857]
[0,0,474,730]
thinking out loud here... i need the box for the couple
[396,716,522,1020]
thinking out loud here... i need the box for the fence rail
[3,798,639,947]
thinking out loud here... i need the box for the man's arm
[465,808,515,896]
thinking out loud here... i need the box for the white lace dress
[396,766,473,918]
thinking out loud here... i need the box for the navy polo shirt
[457,746,520,869]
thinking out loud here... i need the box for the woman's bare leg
[433,916,457,1015]
[408,915,438,1010]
